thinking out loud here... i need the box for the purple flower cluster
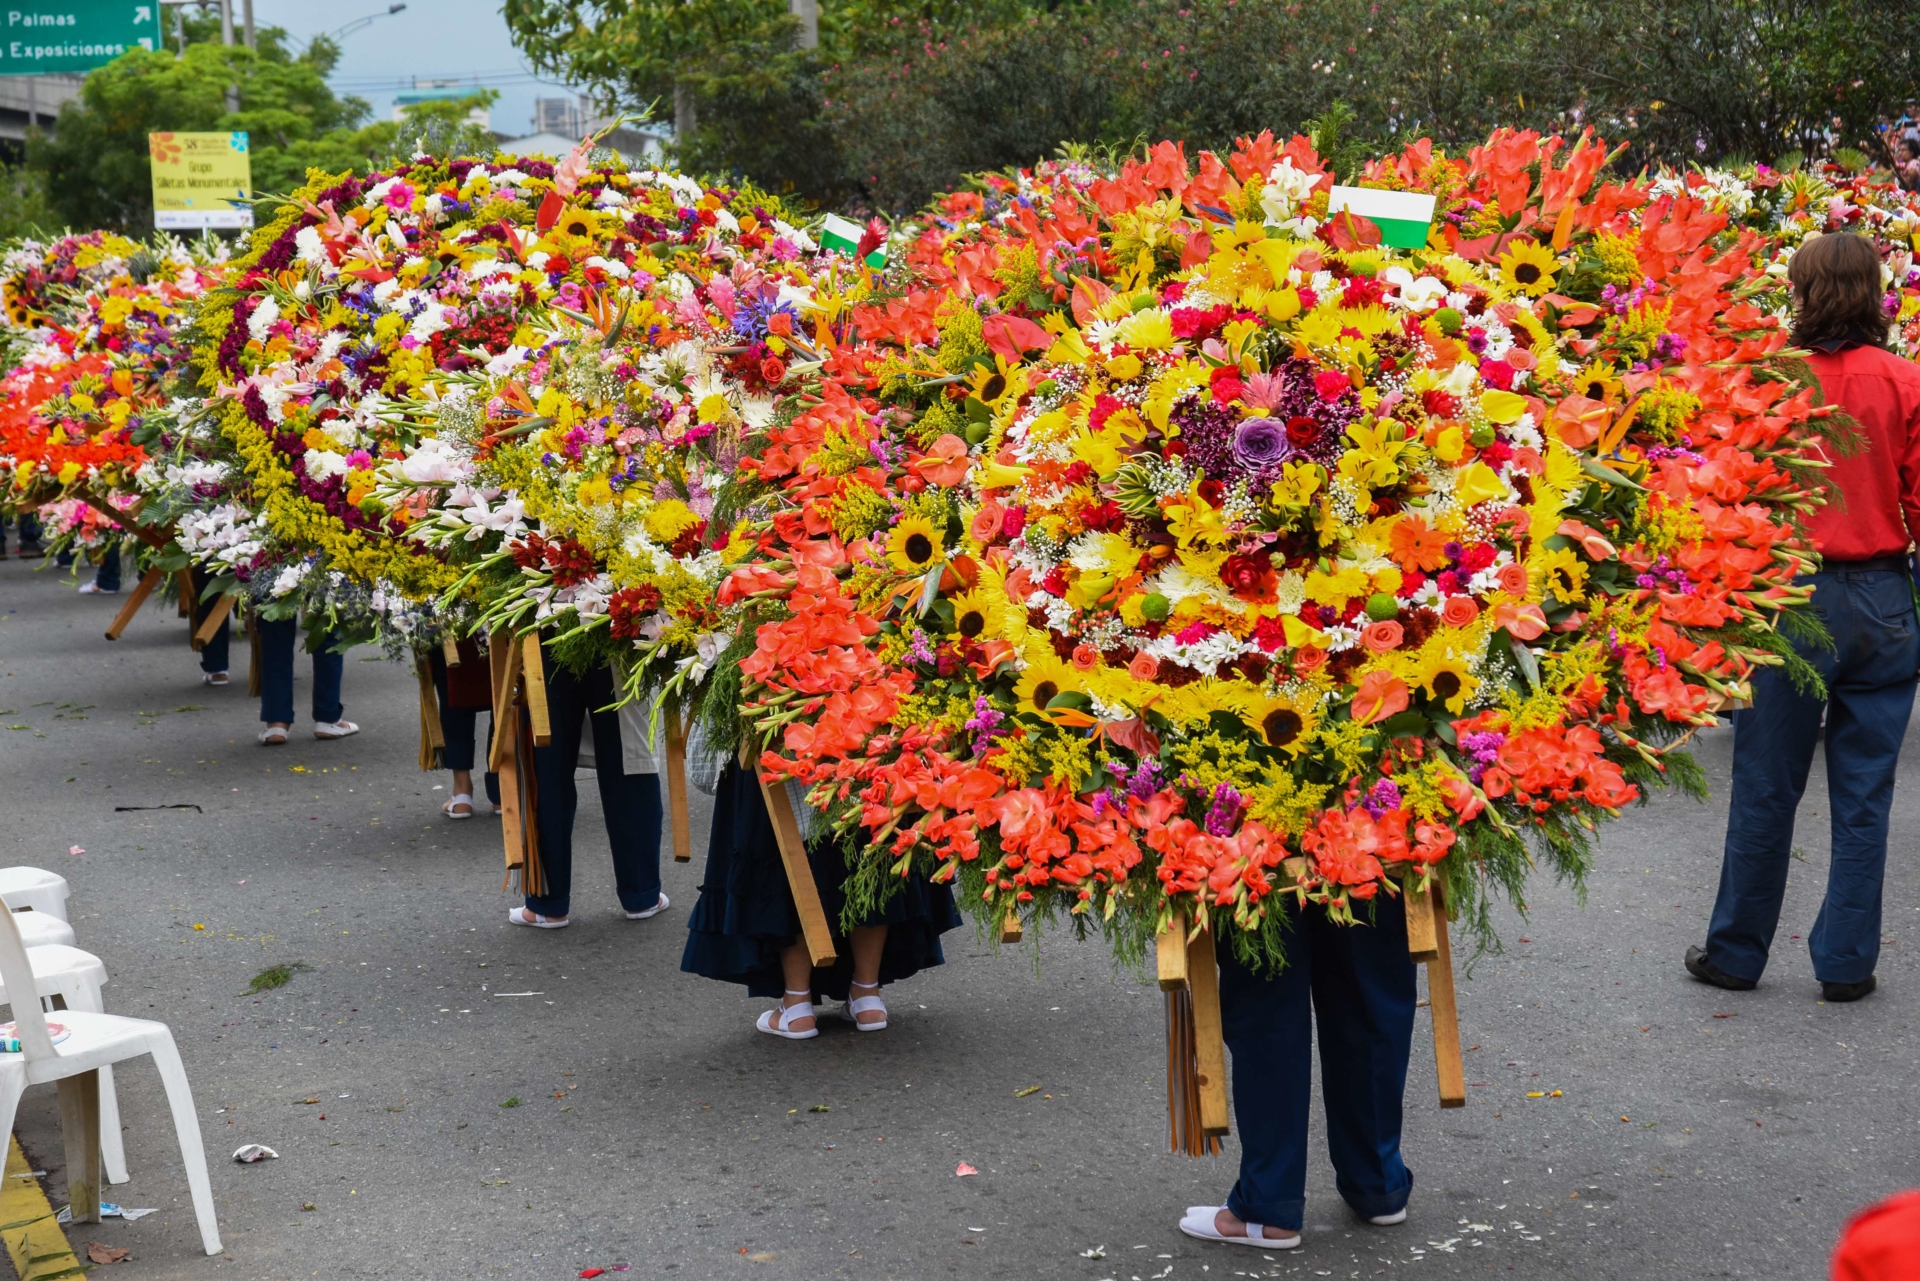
[964,696,1004,757]
[1170,398,1242,481]
[1634,554,1694,594]
[1361,778,1402,818]
[1203,783,1247,837]
[1458,730,1506,784]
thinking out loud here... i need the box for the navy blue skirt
[680,761,963,1000]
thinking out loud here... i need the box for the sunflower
[949,587,998,642]
[1568,360,1623,403]
[1013,649,1082,716]
[884,515,945,574]
[1497,240,1559,298]
[554,208,602,241]
[1236,687,1323,755]
[1414,650,1478,714]
[964,353,1019,407]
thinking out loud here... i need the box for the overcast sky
[245,0,590,137]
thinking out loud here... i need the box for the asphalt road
[0,552,1915,1280]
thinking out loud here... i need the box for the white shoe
[840,981,888,1032]
[1368,1209,1408,1226]
[624,891,670,920]
[77,580,117,595]
[507,907,569,929]
[258,725,289,746]
[443,793,474,820]
[756,992,819,1041]
[1178,1207,1300,1250]
[202,671,229,687]
[313,719,359,739]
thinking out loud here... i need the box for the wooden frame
[103,566,166,641]
[664,708,692,863]
[1407,877,1466,1108]
[192,593,235,650]
[758,775,838,967]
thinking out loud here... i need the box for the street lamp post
[329,4,408,44]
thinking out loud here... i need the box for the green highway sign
[0,2,159,76]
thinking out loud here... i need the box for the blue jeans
[525,653,663,918]
[255,616,344,726]
[1219,894,1417,1231]
[190,568,229,674]
[94,545,121,592]
[1707,567,1920,984]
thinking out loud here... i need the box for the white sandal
[841,981,888,1032]
[755,990,819,1041]
[507,907,569,929]
[257,725,288,746]
[313,719,359,740]
[443,793,475,820]
[1178,1207,1300,1250]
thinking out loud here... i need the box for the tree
[26,18,409,233]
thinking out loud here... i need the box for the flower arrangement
[718,130,1840,964]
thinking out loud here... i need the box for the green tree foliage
[0,163,54,240]
[505,0,1920,216]
[22,17,494,233]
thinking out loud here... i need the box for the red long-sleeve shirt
[1804,343,1920,562]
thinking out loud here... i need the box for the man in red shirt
[1689,231,1920,1003]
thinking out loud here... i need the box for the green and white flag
[819,213,886,268]
[1327,186,1437,250]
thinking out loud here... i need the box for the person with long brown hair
[1688,231,1920,1004]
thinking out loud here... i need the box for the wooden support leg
[415,657,445,771]
[1404,871,1440,962]
[759,775,838,967]
[998,899,1023,944]
[1427,882,1467,1108]
[56,1070,102,1225]
[104,566,165,641]
[176,569,195,618]
[520,634,552,746]
[1187,924,1230,1137]
[664,708,691,863]
[1156,909,1189,990]
[192,593,235,650]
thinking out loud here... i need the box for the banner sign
[149,131,253,230]
[0,2,160,75]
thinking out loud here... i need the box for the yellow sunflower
[964,353,1018,407]
[554,207,602,241]
[1237,688,1323,755]
[1013,649,1083,716]
[1497,240,1560,297]
[884,515,945,575]
[1568,360,1623,403]
[949,587,999,642]
[1414,650,1478,714]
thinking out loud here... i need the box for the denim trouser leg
[257,616,297,724]
[190,567,230,674]
[1220,900,1416,1230]
[95,545,121,592]
[257,620,344,726]
[1707,569,1919,983]
[525,656,663,918]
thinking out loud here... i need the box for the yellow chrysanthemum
[1498,240,1560,297]
[644,498,700,542]
[885,514,945,574]
[1013,649,1082,716]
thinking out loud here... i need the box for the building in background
[392,80,493,129]
[0,75,84,157]
[500,94,669,164]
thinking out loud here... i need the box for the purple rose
[1230,417,1292,471]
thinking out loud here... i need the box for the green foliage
[0,162,54,240]
[21,21,491,232]
[503,0,1920,215]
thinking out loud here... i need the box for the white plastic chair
[0,945,127,1185]
[0,898,219,1253]
[13,912,74,950]
[0,869,69,921]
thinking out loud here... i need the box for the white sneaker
[1368,1209,1408,1226]
[624,891,670,920]
[77,580,117,595]
[313,719,359,740]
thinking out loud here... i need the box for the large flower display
[0,234,226,544]
[719,131,1840,963]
